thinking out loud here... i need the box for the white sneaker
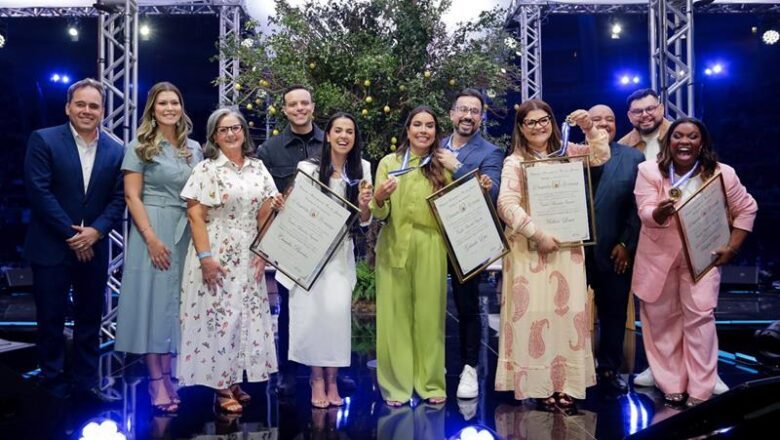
[713,375,729,395]
[456,365,479,399]
[633,367,655,387]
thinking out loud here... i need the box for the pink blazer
[631,161,758,308]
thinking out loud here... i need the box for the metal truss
[218,4,241,106]
[512,4,544,101]
[0,1,243,17]
[650,0,695,118]
[504,1,780,16]
[98,0,139,342]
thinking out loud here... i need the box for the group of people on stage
[23,77,756,415]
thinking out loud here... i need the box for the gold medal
[359,180,373,192]
[564,115,577,127]
[669,187,682,200]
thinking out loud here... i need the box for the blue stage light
[80,418,126,440]
[61,75,71,84]
[712,63,723,74]
[450,425,498,440]
[620,75,630,85]
[632,75,640,84]
[50,73,61,82]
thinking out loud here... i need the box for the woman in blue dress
[115,82,202,413]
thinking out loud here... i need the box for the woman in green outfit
[115,82,202,414]
[370,106,451,406]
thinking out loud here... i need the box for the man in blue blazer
[585,104,645,394]
[437,89,503,400]
[23,78,125,400]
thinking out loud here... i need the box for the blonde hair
[135,82,193,162]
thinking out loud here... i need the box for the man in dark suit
[23,78,125,401]
[436,88,503,400]
[585,104,644,394]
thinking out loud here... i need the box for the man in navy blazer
[585,104,644,394]
[437,89,503,400]
[23,78,125,400]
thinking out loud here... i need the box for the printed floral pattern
[177,154,278,388]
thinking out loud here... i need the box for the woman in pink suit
[632,117,757,407]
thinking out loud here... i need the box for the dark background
[0,12,778,283]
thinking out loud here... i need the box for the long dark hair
[509,99,562,160]
[316,112,364,208]
[658,117,718,180]
[395,105,448,191]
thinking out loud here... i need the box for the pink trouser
[639,253,718,401]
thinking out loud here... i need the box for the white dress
[177,152,279,389]
[280,159,372,367]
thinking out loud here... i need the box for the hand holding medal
[358,180,374,209]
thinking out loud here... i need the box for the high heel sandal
[664,393,686,405]
[215,389,243,413]
[161,372,181,405]
[229,384,252,406]
[686,397,705,408]
[149,377,178,414]
[310,378,329,409]
[325,373,344,407]
[554,392,574,408]
[536,395,557,409]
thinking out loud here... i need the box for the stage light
[632,75,640,84]
[612,23,622,35]
[0,34,5,49]
[450,425,497,440]
[620,75,630,85]
[762,29,779,45]
[139,23,151,41]
[61,75,71,84]
[68,26,79,42]
[80,418,126,440]
[51,74,61,82]
[704,68,713,76]
[712,63,723,74]
[0,23,6,49]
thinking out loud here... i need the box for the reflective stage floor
[0,280,778,439]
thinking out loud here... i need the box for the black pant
[32,258,108,390]
[275,280,294,373]
[586,261,632,373]
[449,263,481,368]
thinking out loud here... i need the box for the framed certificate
[675,173,731,282]
[250,170,359,290]
[427,170,509,283]
[520,154,597,248]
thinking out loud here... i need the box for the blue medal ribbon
[388,149,432,177]
[340,164,361,187]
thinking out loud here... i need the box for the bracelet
[197,251,213,260]
[453,161,463,172]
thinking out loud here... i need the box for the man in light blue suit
[584,104,644,395]
[437,89,503,400]
[23,78,125,401]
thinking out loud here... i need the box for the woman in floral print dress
[178,108,280,413]
[495,99,610,408]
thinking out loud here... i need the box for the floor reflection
[495,404,597,440]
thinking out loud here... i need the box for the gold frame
[674,172,731,282]
[519,154,597,249]
[250,169,360,290]
[427,169,510,283]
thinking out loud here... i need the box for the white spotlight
[712,64,723,74]
[0,34,5,49]
[140,24,151,40]
[51,74,61,82]
[762,29,779,45]
[612,23,622,35]
[68,26,79,42]
[61,75,70,84]
[632,76,640,84]
[620,75,630,85]
[704,68,713,76]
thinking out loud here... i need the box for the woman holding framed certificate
[281,112,373,408]
[178,108,280,413]
[370,105,451,406]
[632,117,757,407]
[495,99,610,409]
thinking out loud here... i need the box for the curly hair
[135,82,193,162]
[658,117,719,180]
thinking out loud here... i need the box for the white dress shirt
[641,132,661,162]
[69,124,99,193]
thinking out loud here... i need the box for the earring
[151,118,157,128]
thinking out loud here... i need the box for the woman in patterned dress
[178,108,280,413]
[495,99,609,408]
[115,82,202,414]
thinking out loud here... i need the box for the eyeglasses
[216,124,242,136]
[454,106,482,116]
[521,115,552,129]
[628,104,660,116]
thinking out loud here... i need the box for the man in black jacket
[257,85,323,394]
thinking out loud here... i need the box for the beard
[634,119,663,136]
[455,119,478,137]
